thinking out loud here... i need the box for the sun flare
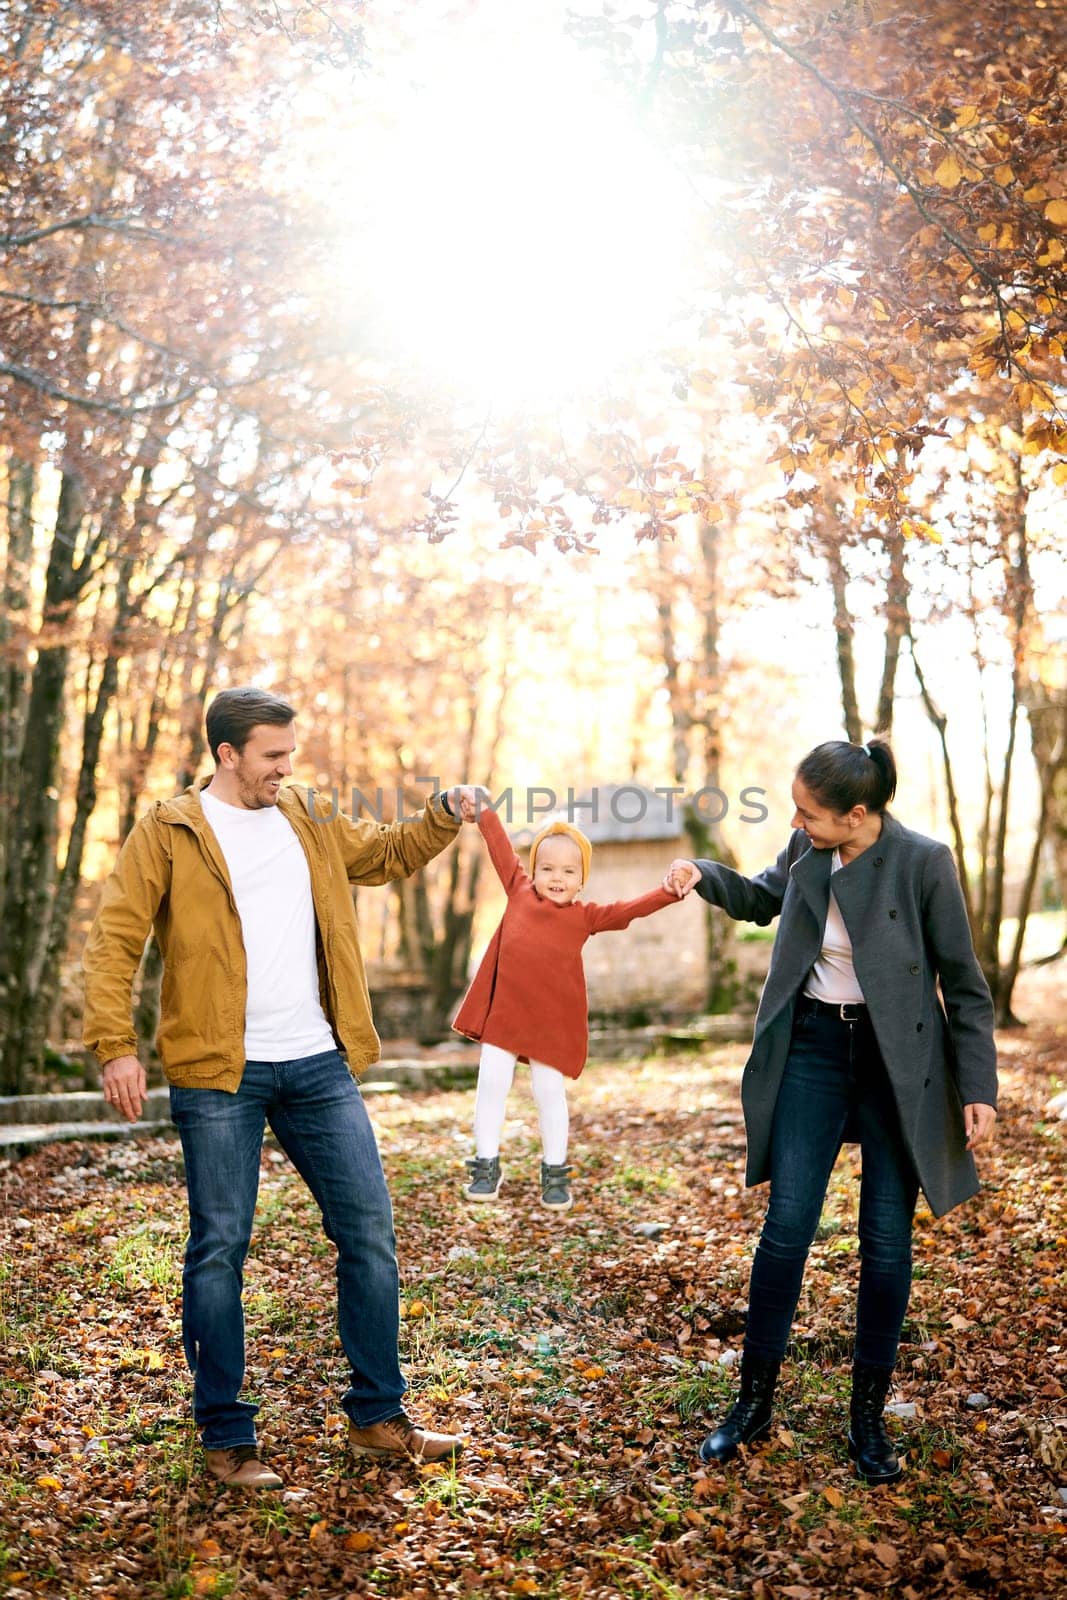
[324,17,693,408]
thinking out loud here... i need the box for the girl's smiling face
[532,835,584,904]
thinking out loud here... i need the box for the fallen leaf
[344,1531,375,1551]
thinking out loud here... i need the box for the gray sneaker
[540,1162,573,1211]
[463,1155,502,1201]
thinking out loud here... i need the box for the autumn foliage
[1,964,1065,1599]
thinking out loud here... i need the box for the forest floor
[1,963,1065,1600]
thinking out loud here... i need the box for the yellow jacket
[82,780,461,1090]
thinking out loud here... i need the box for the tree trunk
[34,572,133,1056]
[875,531,908,735]
[0,469,88,1091]
[907,631,974,922]
[655,539,691,786]
[692,508,741,1012]
[983,470,1033,1024]
[0,457,36,925]
[820,521,862,744]
[1019,679,1067,945]
[1001,783,1049,1020]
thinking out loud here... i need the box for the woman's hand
[664,859,701,898]
[963,1103,996,1150]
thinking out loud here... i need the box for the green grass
[609,1160,679,1196]
[103,1225,182,1297]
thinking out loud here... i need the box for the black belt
[799,995,868,1023]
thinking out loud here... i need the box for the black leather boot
[848,1361,903,1484]
[699,1352,780,1464]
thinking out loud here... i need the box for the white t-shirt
[200,789,336,1061]
[803,849,866,1005]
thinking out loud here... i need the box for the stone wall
[578,838,707,1016]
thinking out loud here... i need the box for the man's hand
[963,1102,996,1151]
[103,1055,147,1123]
[663,858,701,897]
[446,786,489,823]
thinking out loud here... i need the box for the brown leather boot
[205,1444,284,1489]
[348,1410,464,1463]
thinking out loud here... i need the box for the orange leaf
[35,1475,63,1491]
[1044,199,1067,225]
[933,154,963,189]
[344,1531,376,1551]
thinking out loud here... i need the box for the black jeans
[744,1006,919,1368]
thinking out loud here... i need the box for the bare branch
[0,359,206,416]
[0,212,178,249]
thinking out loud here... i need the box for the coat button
[910,964,920,975]
[889,909,898,919]
[874,856,884,866]
[916,1022,924,1032]
[924,1077,931,1088]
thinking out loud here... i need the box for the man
[84,686,474,1489]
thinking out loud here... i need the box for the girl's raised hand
[460,786,491,822]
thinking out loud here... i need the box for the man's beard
[237,774,280,809]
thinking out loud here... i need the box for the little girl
[453,796,682,1211]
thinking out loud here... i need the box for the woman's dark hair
[795,736,897,816]
[206,687,297,762]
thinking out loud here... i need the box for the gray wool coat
[693,816,998,1219]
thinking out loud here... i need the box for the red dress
[452,808,678,1079]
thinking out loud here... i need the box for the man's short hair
[206,687,297,762]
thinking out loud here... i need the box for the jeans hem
[344,1401,408,1429]
[200,1435,259,1452]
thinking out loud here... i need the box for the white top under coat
[802,849,866,1005]
[201,789,336,1062]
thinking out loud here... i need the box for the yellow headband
[529,821,592,884]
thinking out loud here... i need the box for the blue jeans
[745,1007,919,1369]
[169,1050,405,1449]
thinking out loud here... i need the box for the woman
[666,738,997,1484]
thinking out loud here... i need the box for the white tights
[473,1042,570,1166]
